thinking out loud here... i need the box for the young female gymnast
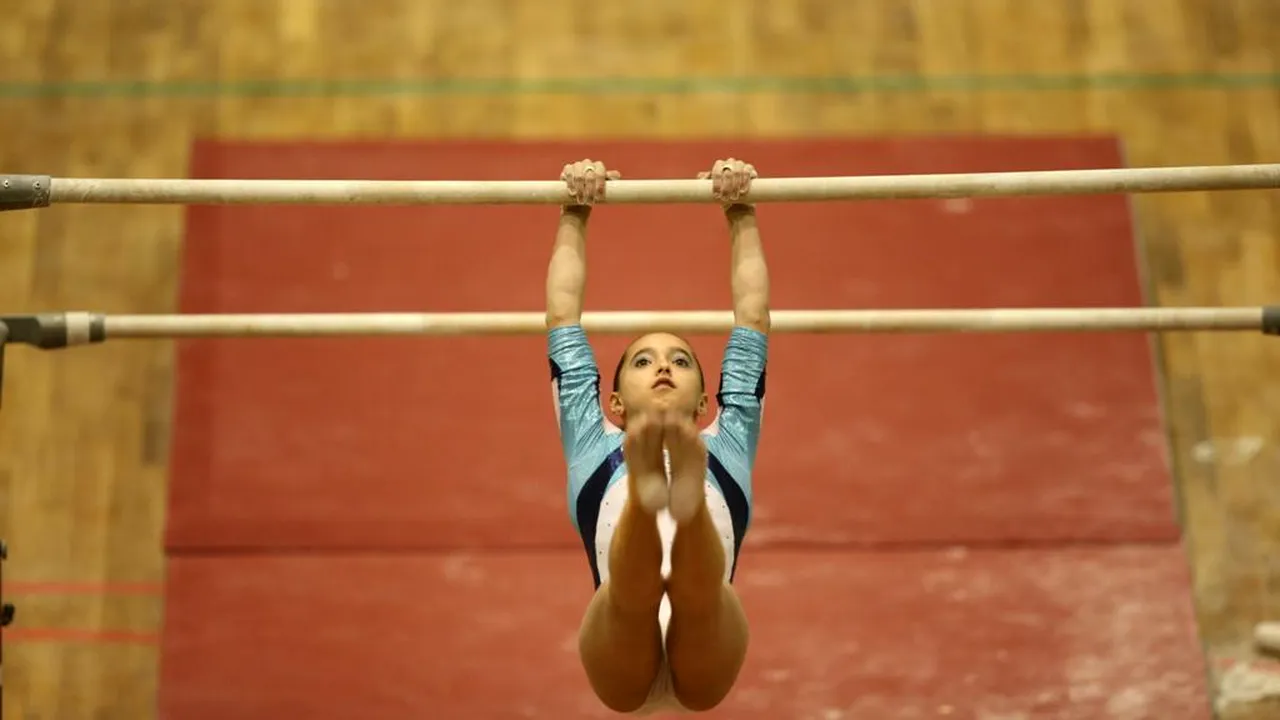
[545,157,770,714]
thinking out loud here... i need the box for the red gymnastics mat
[159,548,1208,719]
[159,137,1211,719]
[166,137,1178,552]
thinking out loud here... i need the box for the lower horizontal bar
[0,307,1275,348]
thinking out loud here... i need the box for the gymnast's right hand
[561,159,620,207]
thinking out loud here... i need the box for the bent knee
[578,639,662,713]
[591,682,654,714]
[577,598,664,713]
[578,648,658,714]
[667,625,748,711]
[669,650,746,712]
[674,682,735,712]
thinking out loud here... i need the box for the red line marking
[6,628,159,645]
[3,581,163,596]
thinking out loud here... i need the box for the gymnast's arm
[701,158,770,334]
[725,203,770,335]
[545,208,591,329]
[706,159,771,476]
[546,159,614,329]
[546,160,615,467]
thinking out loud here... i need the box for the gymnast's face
[609,332,708,423]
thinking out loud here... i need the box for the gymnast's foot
[663,414,708,524]
[624,411,669,514]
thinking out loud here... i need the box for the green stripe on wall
[1,73,1276,99]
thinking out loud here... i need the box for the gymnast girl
[545,157,770,714]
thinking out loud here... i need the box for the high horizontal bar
[2,307,1276,348]
[2,163,1279,210]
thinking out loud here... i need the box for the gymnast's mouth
[652,378,676,389]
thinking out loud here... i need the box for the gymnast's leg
[662,417,750,711]
[577,412,669,713]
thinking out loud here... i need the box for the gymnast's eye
[634,356,650,368]
[674,356,691,368]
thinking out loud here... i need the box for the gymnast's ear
[608,391,625,420]
[694,393,708,419]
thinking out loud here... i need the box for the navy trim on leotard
[574,447,625,588]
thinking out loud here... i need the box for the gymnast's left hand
[698,158,757,207]
[561,159,621,207]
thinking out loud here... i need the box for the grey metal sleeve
[0,175,52,211]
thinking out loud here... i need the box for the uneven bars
[0,308,1276,349]
[2,163,1280,209]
